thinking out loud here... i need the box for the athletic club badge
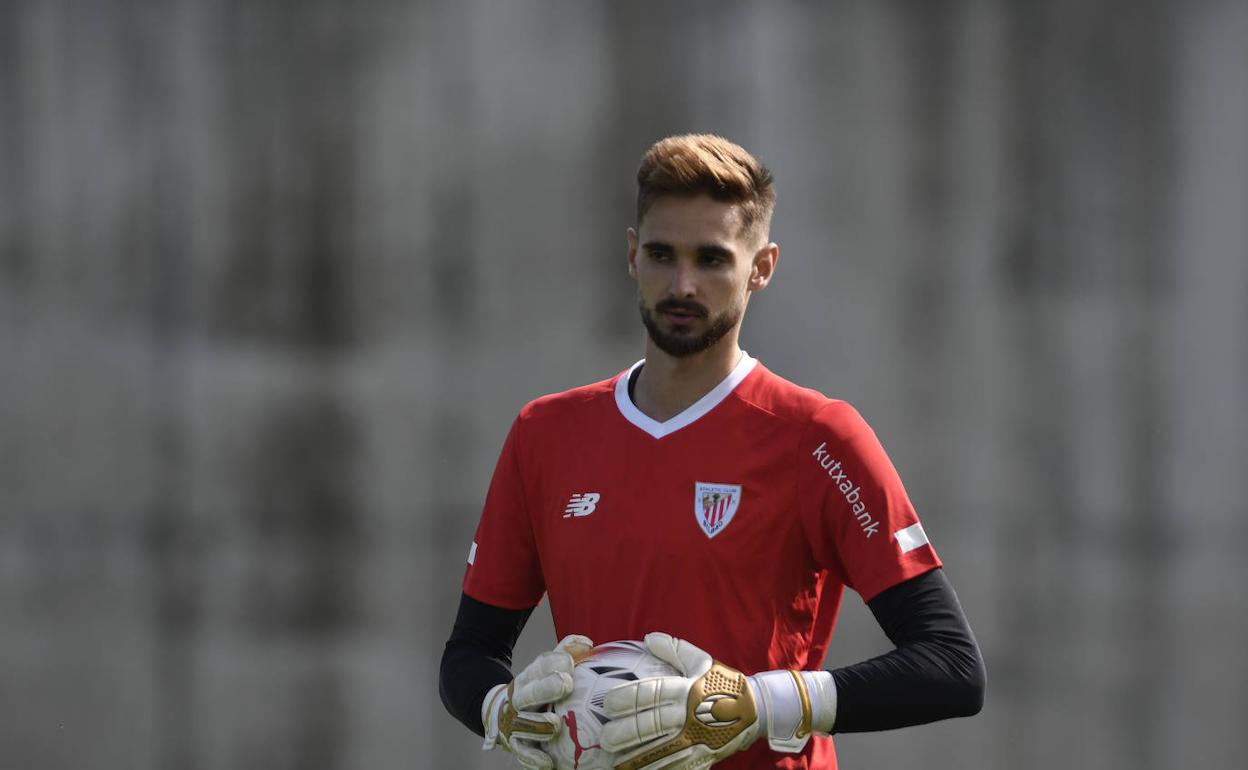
[694,482,741,539]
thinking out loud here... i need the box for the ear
[626,227,639,278]
[748,242,779,292]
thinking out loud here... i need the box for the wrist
[746,670,837,753]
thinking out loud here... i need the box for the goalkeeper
[440,134,985,769]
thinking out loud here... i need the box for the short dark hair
[636,134,776,238]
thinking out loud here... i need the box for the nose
[670,260,697,298]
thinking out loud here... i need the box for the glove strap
[747,670,837,753]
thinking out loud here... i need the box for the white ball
[545,640,680,770]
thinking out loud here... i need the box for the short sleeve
[798,401,941,602]
[462,413,546,609]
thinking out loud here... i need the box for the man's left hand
[598,632,761,770]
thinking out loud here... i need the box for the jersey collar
[614,352,758,439]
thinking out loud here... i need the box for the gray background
[2,1,1246,768]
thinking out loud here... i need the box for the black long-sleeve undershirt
[439,567,984,738]
[439,595,533,736]
[829,567,985,732]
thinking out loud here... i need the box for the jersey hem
[461,583,544,612]
[852,557,943,604]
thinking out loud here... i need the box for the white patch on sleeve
[467,541,478,565]
[894,523,929,554]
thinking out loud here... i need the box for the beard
[638,296,742,358]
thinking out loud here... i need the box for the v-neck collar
[613,352,757,439]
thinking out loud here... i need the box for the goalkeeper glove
[482,634,595,770]
[599,632,837,769]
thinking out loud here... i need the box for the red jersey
[463,354,941,769]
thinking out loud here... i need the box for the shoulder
[808,398,873,438]
[515,370,622,427]
[736,363,874,440]
[734,362,849,423]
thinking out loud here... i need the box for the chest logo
[694,482,741,538]
[563,492,601,518]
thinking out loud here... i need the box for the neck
[633,331,744,423]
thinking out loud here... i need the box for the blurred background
[2,0,1245,768]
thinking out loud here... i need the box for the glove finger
[509,740,555,770]
[512,670,574,710]
[603,677,691,717]
[556,634,594,659]
[644,632,712,678]
[513,650,575,699]
[658,753,716,770]
[516,649,576,685]
[599,704,688,752]
[508,709,562,742]
[631,747,707,770]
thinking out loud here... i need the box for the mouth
[662,309,701,325]
[656,300,707,322]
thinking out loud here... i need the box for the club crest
[694,482,741,538]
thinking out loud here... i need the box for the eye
[648,249,673,262]
[699,252,728,266]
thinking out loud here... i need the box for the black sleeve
[829,567,986,733]
[439,592,535,736]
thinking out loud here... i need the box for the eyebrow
[641,241,735,260]
[696,244,733,261]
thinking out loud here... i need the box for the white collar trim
[614,352,757,439]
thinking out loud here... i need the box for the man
[440,134,985,769]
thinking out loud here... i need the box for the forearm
[830,568,986,733]
[830,637,985,731]
[748,568,984,744]
[439,640,514,736]
[439,593,534,736]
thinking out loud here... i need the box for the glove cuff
[480,682,509,751]
[747,670,836,753]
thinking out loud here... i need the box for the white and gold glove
[482,634,595,769]
[600,632,837,770]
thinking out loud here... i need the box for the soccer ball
[546,640,680,770]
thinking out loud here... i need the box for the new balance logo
[563,493,601,518]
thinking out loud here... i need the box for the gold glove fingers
[500,690,563,742]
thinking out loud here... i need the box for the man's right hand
[481,634,594,769]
